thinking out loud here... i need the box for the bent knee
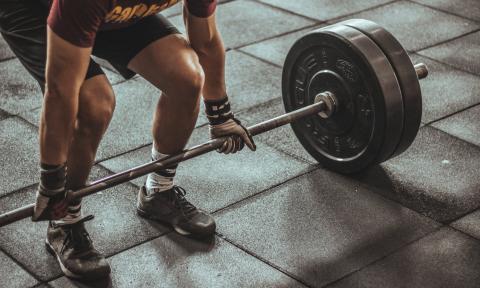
[175,64,205,101]
[77,77,116,136]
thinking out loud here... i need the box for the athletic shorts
[0,0,180,92]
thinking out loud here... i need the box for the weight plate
[340,19,422,159]
[282,24,404,173]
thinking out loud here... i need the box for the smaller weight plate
[282,24,404,173]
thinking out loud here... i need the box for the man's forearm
[194,32,227,101]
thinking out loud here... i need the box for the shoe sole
[45,239,83,279]
[136,207,214,239]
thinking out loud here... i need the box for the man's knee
[175,63,205,103]
[77,77,116,137]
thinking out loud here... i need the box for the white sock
[146,146,177,194]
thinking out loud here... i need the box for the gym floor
[1,0,479,287]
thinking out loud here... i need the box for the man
[0,0,255,280]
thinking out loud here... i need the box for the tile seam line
[424,102,480,128]
[231,22,323,51]
[448,224,480,243]
[322,0,398,23]
[0,245,43,284]
[411,28,480,54]
[407,0,480,24]
[0,55,15,64]
[426,120,480,152]
[321,225,445,287]
[250,0,324,23]
[212,166,319,215]
[235,49,282,69]
[413,50,480,78]
[216,233,314,288]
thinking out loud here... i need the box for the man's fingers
[240,130,256,151]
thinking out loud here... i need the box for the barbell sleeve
[0,101,327,227]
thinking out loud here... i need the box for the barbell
[0,19,428,227]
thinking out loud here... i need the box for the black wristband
[204,96,234,125]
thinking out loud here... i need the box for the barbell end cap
[414,63,428,80]
[315,91,337,119]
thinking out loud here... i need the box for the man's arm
[183,2,225,101]
[40,27,92,165]
[183,1,255,153]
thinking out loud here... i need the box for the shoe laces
[170,186,197,218]
[57,215,94,255]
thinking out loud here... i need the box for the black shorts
[0,0,180,91]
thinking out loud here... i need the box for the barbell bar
[0,19,429,227]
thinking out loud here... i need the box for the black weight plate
[340,19,422,159]
[282,24,404,173]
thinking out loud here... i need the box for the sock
[39,163,66,196]
[146,146,178,194]
[60,199,83,224]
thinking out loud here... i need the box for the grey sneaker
[45,215,111,280]
[137,185,216,238]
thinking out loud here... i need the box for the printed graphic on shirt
[105,0,180,23]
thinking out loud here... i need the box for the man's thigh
[92,14,180,80]
[0,0,104,92]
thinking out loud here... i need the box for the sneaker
[137,185,216,238]
[45,215,111,280]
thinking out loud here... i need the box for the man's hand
[209,118,256,154]
[205,96,256,154]
[32,188,69,221]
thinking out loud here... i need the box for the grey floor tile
[332,1,479,52]
[101,125,312,213]
[0,118,39,197]
[451,209,480,240]
[169,0,315,49]
[0,250,38,288]
[94,78,160,160]
[224,50,283,113]
[328,227,480,288]
[0,166,169,281]
[410,54,480,123]
[259,0,392,21]
[49,234,307,288]
[355,126,480,223]
[239,98,317,163]
[216,169,440,288]
[0,35,15,61]
[432,104,480,147]
[0,59,43,115]
[412,0,480,21]
[419,31,480,76]
[240,25,324,67]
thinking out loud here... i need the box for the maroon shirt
[47,0,217,47]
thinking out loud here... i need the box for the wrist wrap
[205,97,234,125]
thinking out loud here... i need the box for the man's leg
[127,33,215,237]
[44,74,114,280]
[63,74,116,220]
[129,34,203,154]
[0,1,113,279]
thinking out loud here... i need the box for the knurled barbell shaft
[0,100,327,227]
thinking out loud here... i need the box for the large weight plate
[282,24,404,173]
[340,19,422,159]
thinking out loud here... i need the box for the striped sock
[60,199,83,224]
[146,146,178,194]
